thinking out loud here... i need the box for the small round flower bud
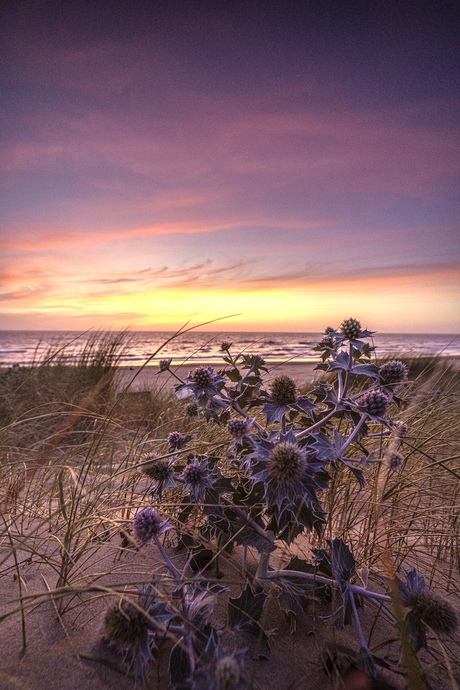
[192,367,212,388]
[408,590,458,634]
[104,602,147,647]
[168,431,186,449]
[324,326,335,334]
[269,441,306,484]
[357,390,389,417]
[132,507,163,545]
[220,341,232,351]
[340,317,362,340]
[159,358,172,372]
[379,360,408,386]
[270,375,297,405]
[228,417,250,439]
[215,655,241,690]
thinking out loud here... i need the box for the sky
[1,0,459,333]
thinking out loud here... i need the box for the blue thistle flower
[132,507,173,546]
[168,431,187,450]
[357,390,389,417]
[340,317,362,340]
[379,360,408,386]
[179,457,214,503]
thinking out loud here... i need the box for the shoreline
[115,354,460,392]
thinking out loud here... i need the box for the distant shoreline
[115,355,460,392]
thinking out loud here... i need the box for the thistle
[269,441,306,484]
[168,431,186,449]
[132,507,172,546]
[340,317,362,340]
[357,390,389,417]
[270,375,297,406]
[215,655,242,690]
[159,358,172,372]
[103,601,148,648]
[407,590,458,634]
[192,366,212,388]
[379,360,408,386]
[179,458,213,502]
[228,417,252,440]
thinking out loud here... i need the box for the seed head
[387,451,404,472]
[168,431,186,449]
[132,507,164,545]
[228,417,251,439]
[142,457,170,482]
[357,390,389,417]
[185,401,199,418]
[408,590,458,634]
[103,601,147,647]
[215,655,241,690]
[192,367,212,388]
[340,318,362,340]
[379,360,408,386]
[270,375,297,405]
[269,441,306,484]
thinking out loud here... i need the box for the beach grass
[0,333,459,689]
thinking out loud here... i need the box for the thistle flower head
[215,655,241,690]
[379,360,409,386]
[269,441,306,484]
[228,417,252,440]
[220,341,232,351]
[179,458,213,502]
[340,317,362,340]
[103,601,148,647]
[192,366,212,388]
[270,375,297,405]
[387,451,404,472]
[392,420,408,438]
[132,507,172,545]
[142,457,170,482]
[357,390,389,417]
[159,358,172,372]
[407,590,458,634]
[324,326,335,334]
[185,401,199,418]
[168,431,186,449]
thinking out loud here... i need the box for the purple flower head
[340,317,362,340]
[179,457,213,503]
[132,507,173,546]
[227,417,253,440]
[184,366,227,401]
[168,431,187,450]
[251,431,330,531]
[357,390,389,417]
[379,359,408,386]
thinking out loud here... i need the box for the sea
[0,330,459,369]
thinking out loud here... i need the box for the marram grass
[0,327,459,689]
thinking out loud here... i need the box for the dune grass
[0,334,458,688]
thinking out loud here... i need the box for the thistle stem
[153,534,181,581]
[265,570,392,603]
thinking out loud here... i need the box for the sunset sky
[1,0,459,333]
